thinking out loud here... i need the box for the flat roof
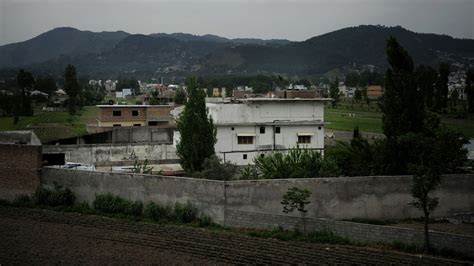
[245,98,332,102]
[96,105,172,108]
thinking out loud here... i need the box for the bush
[174,201,198,223]
[93,193,143,216]
[13,194,33,207]
[193,155,238,180]
[254,146,333,179]
[33,186,75,207]
[144,201,173,222]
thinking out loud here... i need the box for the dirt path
[0,206,469,265]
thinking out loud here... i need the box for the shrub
[13,194,33,207]
[193,155,238,180]
[93,193,142,216]
[197,215,212,227]
[144,201,173,222]
[174,201,198,223]
[254,146,323,179]
[33,186,75,207]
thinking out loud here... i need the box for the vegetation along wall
[40,168,474,224]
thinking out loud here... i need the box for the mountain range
[0,25,473,80]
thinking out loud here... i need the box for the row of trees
[0,65,105,119]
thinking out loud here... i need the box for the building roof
[245,98,332,102]
[96,105,172,108]
[0,130,41,146]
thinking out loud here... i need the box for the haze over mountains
[0,25,473,79]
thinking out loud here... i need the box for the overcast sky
[0,0,473,46]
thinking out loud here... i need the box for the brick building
[367,85,383,99]
[97,105,173,127]
[0,131,42,201]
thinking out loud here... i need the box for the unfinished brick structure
[0,131,42,201]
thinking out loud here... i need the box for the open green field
[0,106,98,143]
[325,101,474,137]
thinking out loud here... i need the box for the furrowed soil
[0,206,469,265]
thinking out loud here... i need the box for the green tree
[281,187,311,235]
[400,113,467,253]
[174,87,187,105]
[354,88,362,103]
[34,76,57,96]
[449,89,459,112]
[466,68,474,113]
[434,62,450,112]
[329,77,340,108]
[379,37,425,174]
[176,77,217,174]
[16,69,34,117]
[64,65,81,115]
[415,65,437,111]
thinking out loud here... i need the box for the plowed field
[0,206,468,265]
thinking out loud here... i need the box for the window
[243,154,247,160]
[133,124,141,127]
[113,110,121,116]
[231,127,234,131]
[260,126,265,134]
[260,154,265,158]
[318,126,322,130]
[275,127,281,134]
[297,135,311,144]
[113,124,121,127]
[148,121,158,126]
[132,110,139,116]
[238,136,254,144]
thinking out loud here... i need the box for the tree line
[0,64,106,120]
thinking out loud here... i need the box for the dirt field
[0,206,469,265]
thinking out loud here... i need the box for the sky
[0,0,473,46]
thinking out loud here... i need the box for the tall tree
[415,65,437,111]
[379,37,425,174]
[329,77,340,108]
[466,68,474,113]
[176,77,217,173]
[16,69,35,117]
[64,64,81,115]
[34,76,57,95]
[434,62,450,112]
[174,87,187,105]
[401,113,467,253]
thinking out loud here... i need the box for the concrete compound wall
[41,167,226,223]
[225,210,474,256]
[42,143,178,165]
[39,168,474,255]
[225,176,474,220]
[40,168,474,223]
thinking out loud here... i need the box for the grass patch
[325,102,474,137]
[0,105,98,142]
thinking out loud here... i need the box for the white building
[173,98,329,165]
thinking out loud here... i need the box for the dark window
[148,121,158,126]
[276,127,281,134]
[113,110,121,116]
[260,126,265,134]
[297,135,311,144]
[132,110,139,116]
[260,154,265,158]
[133,124,141,127]
[238,136,254,144]
[318,126,322,130]
[243,154,248,160]
[113,124,121,127]
[231,127,234,131]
